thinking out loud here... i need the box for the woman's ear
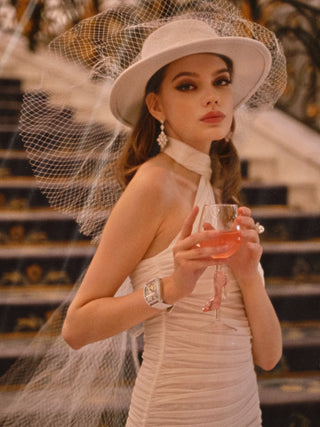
[145,92,164,122]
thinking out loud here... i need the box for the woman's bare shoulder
[128,154,176,202]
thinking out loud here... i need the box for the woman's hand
[227,206,263,287]
[162,206,223,304]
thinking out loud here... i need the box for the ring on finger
[255,222,265,234]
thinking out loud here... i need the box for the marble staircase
[0,77,319,427]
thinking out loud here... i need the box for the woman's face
[146,53,234,153]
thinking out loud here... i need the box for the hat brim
[110,37,272,127]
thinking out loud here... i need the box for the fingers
[175,227,226,255]
[179,206,199,240]
[238,206,251,217]
[237,206,262,237]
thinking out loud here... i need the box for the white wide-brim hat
[110,19,272,127]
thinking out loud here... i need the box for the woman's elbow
[62,316,84,350]
[255,349,282,372]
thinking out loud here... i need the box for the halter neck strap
[163,138,212,180]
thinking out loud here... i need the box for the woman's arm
[228,207,282,371]
[62,168,168,348]
[62,165,220,349]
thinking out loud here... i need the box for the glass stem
[214,263,222,321]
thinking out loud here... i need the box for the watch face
[144,280,160,306]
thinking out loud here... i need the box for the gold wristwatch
[143,278,173,310]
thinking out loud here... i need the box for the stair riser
[0,158,33,177]
[262,252,320,280]
[0,256,92,287]
[242,186,287,206]
[0,219,88,243]
[0,132,24,150]
[0,187,49,209]
[261,403,319,427]
[270,296,320,321]
[0,304,59,333]
[257,217,320,241]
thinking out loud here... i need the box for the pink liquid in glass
[201,230,241,259]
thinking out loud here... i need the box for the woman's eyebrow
[172,68,230,82]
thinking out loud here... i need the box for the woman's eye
[215,77,232,86]
[176,83,196,91]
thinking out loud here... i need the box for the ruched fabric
[126,139,262,426]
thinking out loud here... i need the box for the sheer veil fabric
[0,1,286,426]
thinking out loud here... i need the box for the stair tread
[0,333,57,358]
[0,177,294,189]
[0,124,19,132]
[0,243,95,258]
[266,282,320,297]
[0,383,132,413]
[252,206,320,218]
[262,240,320,252]
[0,286,73,305]
[0,149,27,159]
[258,375,320,405]
[281,321,320,347]
[0,209,77,221]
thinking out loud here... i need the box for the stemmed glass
[198,203,241,331]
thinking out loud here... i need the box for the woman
[0,2,287,426]
[60,17,283,426]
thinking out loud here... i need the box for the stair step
[0,208,71,220]
[0,151,33,177]
[263,241,320,253]
[261,241,320,279]
[0,286,73,305]
[0,242,95,257]
[259,374,320,426]
[0,213,88,244]
[0,244,94,287]
[0,332,57,358]
[253,208,320,241]
[267,282,320,297]
[242,182,287,206]
[0,180,49,208]
[282,321,320,348]
[0,78,21,90]
[0,79,22,103]
[0,179,291,210]
[259,375,320,405]
[0,127,24,150]
[0,384,131,423]
[0,106,20,124]
[241,155,276,183]
[267,283,320,321]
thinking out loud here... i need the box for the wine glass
[198,203,241,331]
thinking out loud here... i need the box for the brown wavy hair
[117,56,242,204]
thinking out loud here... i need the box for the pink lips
[200,111,225,124]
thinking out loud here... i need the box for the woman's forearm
[62,288,159,349]
[240,273,282,371]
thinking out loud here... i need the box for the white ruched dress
[126,138,262,426]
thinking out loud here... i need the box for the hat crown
[142,19,219,60]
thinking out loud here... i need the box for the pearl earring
[225,129,233,142]
[157,120,168,150]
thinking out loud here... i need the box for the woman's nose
[202,88,220,107]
